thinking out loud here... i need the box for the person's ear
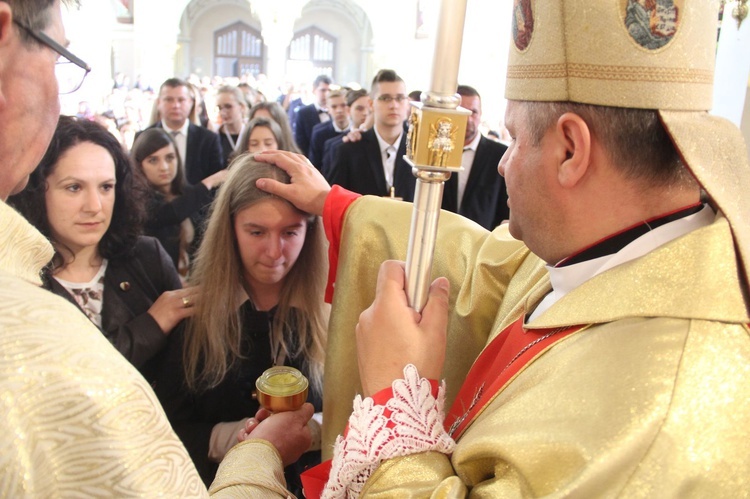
[555,112,591,188]
[0,3,15,111]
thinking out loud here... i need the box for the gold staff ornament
[403,0,470,312]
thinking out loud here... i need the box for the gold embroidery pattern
[508,63,713,84]
[507,63,567,79]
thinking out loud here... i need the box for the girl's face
[216,92,244,127]
[247,126,278,153]
[141,143,178,193]
[234,198,308,297]
[45,141,116,256]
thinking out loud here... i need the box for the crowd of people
[2,0,750,497]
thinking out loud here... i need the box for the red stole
[445,315,585,440]
[301,316,586,497]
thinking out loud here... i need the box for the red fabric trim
[301,459,333,499]
[323,185,361,303]
[445,317,583,440]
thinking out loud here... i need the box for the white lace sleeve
[323,364,455,498]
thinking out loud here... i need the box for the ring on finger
[182,296,192,308]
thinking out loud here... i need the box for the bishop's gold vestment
[0,200,292,497]
[321,196,750,497]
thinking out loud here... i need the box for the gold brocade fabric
[0,200,289,497]
[0,201,53,286]
[505,2,717,110]
[323,196,750,496]
[209,439,294,498]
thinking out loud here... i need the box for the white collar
[162,120,190,136]
[333,121,349,133]
[463,132,481,152]
[374,126,403,153]
[529,204,715,322]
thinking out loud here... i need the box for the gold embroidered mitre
[505,0,750,293]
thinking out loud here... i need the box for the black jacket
[294,103,325,159]
[46,236,181,383]
[308,120,345,170]
[328,125,416,201]
[144,183,213,269]
[443,136,509,230]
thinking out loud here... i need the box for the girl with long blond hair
[154,154,328,494]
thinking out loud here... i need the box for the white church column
[250,0,306,82]
[712,1,750,126]
[60,1,115,115]
[132,1,183,88]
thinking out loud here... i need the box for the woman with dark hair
[131,128,227,275]
[154,155,328,494]
[249,101,302,154]
[9,116,195,383]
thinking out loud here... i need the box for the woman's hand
[201,169,229,190]
[147,285,198,334]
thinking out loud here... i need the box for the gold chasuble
[322,196,750,497]
[0,201,294,496]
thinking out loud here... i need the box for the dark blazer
[144,183,213,269]
[154,303,322,493]
[308,120,346,170]
[287,97,304,127]
[294,103,325,159]
[218,126,240,168]
[321,133,344,179]
[442,136,509,230]
[328,125,416,201]
[46,236,181,384]
[138,122,224,255]
[141,122,224,186]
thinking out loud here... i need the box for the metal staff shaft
[405,171,450,312]
[402,0,468,312]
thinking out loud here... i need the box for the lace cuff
[323,364,455,498]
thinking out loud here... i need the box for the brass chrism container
[254,366,309,412]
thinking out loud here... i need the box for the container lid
[255,366,308,397]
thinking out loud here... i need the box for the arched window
[214,22,264,77]
[288,27,336,78]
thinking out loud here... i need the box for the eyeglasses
[13,19,91,94]
[376,94,409,104]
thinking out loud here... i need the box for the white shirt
[458,133,481,209]
[374,127,403,191]
[162,120,189,165]
[528,205,715,322]
[315,103,330,123]
[332,121,349,133]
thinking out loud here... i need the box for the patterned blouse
[54,260,108,328]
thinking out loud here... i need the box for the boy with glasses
[328,69,415,200]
